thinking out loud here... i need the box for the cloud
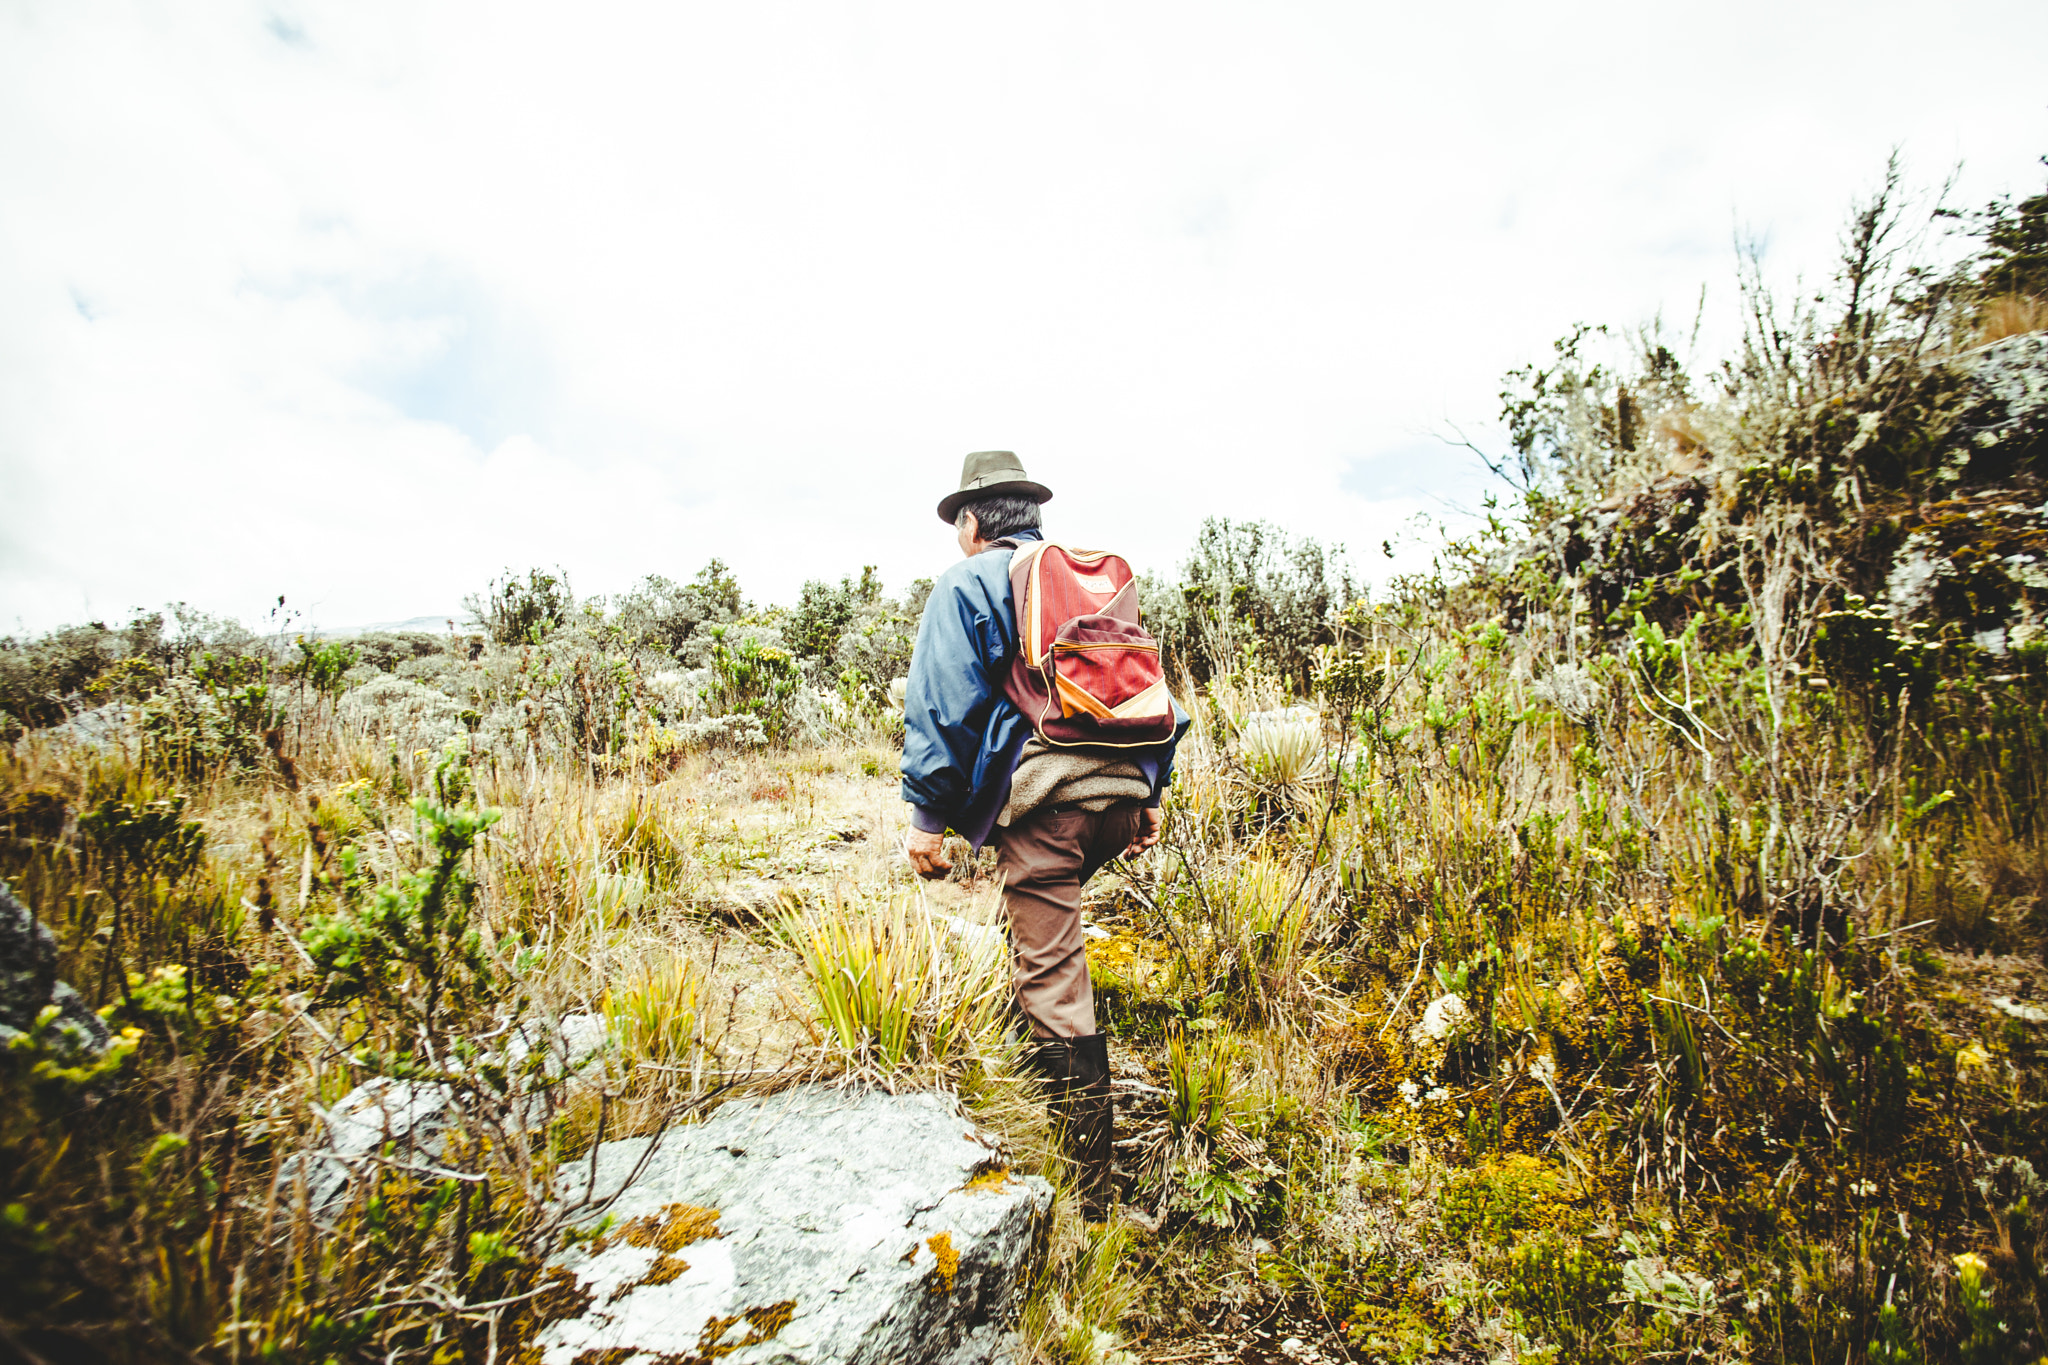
[1,0,2045,632]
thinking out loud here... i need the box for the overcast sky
[2,1,2044,634]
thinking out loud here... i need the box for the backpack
[997,540,1177,749]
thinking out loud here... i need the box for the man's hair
[956,493,1042,541]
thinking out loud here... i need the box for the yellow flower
[1957,1042,1995,1072]
[1954,1252,1990,1277]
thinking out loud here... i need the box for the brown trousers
[993,804,1142,1039]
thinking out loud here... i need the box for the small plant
[304,749,503,1052]
[1504,1232,1623,1349]
[708,627,803,742]
[1021,1220,1141,1365]
[604,952,705,1071]
[1238,708,1323,786]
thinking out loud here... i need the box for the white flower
[1426,1087,1450,1103]
[1397,1079,1421,1108]
[1409,993,1470,1045]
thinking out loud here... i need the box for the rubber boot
[1027,1034,1116,1219]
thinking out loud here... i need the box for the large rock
[0,881,111,1057]
[528,1085,1051,1365]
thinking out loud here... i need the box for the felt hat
[937,450,1054,524]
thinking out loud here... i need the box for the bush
[1149,518,1354,694]
[467,566,574,646]
[350,631,449,673]
[610,562,745,664]
[338,676,467,752]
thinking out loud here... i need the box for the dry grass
[1976,291,2047,344]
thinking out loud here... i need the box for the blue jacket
[900,529,1186,849]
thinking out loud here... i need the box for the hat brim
[937,479,1054,524]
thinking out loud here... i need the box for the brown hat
[937,450,1054,524]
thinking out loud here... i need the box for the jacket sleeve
[1138,701,1193,808]
[899,561,1012,827]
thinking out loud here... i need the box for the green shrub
[467,565,574,646]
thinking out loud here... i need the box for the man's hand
[906,827,954,880]
[1123,807,1163,859]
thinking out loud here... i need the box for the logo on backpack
[1000,541,1177,749]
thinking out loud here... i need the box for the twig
[1377,936,1433,1039]
[245,898,316,969]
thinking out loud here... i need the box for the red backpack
[998,540,1177,749]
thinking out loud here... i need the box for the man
[901,450,1187,1216]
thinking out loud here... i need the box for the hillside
[3,158,2048,1364]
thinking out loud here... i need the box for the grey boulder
[0,881,111,1057]
[529,1085,1051,1365]
[289,1012,610,1212]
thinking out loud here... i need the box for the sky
[2,0,2045,635]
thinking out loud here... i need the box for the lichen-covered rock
[0,881,110,1056]
[290,1013,609,1212]
[528,1085,1051,1365]
[1954,333,2048,463]
[0,881,60,1033]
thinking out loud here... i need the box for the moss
[519,1265,596,1335]
[1439,1154,1570,1248]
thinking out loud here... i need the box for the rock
[290,1012,610,1212]
[1955,333,2048,457]
[529,1084,1052,1365]
[1993,995,2048,1024]
[0,881,111,1056]
[0,882,61,1033]
[45,703,133,749]
[705,878,793,926]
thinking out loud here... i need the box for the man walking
[901,451,1187,1216]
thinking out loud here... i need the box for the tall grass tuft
[782,889,1010,1080]
[603,949,705,1071]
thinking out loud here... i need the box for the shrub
[350,630,449,672]
[338,675,467,752]
[611,563,745,663]
[787,567,879,661]
[1151,518,1354,694]
[467,565,574,646]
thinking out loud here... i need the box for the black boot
[1027,1034,1115,1219]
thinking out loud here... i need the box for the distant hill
[309,614,474,638]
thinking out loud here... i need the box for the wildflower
[1397,1079,1421,1108]
[1957,1042,1995,1073]
[1953,1252,1989,1276]
[1425,1087,1450,1103]
[1849,1180,1877,1197]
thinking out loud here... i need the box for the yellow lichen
[610,1202,723,1253]
[644,1252,691,1285]
[925,1230,959,1294]
[960,1165,1013,1195]
[687,1300,799,1359]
